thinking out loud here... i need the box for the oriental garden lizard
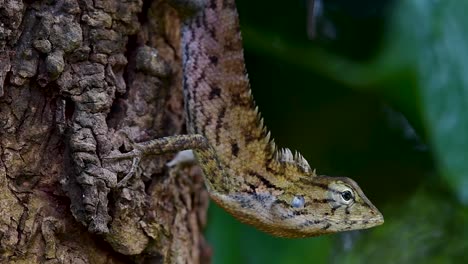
[107,0,384,237]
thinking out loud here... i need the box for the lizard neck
[181,0,314,190]
[182,0,280,176]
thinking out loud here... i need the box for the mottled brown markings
[201,11,216,39]
[230,92,251,108]
[183,76,193,126]
[244,132,257,144]
[189,70,207,132]
[293,210,307,216]
[207,27,216,40]
[282,214,295,220]
[254,193,272,204]
[191,68,206,91]
[322,223,331,230]
[266,162,286,176]
[299,219,324,228]
[257,175,278,191]
[309,198,334,204]
[275,199,290,207]
[331,205,341,214]
[208,86,221,99]
[200,11,209,35]
[214,106,226,144]
[190,101,199,133]
[265,161,275,173]
[209,0,217,9]
[190,24,196,43]
[209,55,219,65]
[201,114,211,136]
[222,24,241,52]
[238,196,254,209]
[247,170,280,191]
[245,182,257,193]
[224,40,237,53]
[231,142,239,157]
[194,13,202,29]
[310,182,329,190]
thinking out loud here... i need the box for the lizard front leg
[105,134,209,187]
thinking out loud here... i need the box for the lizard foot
[105,148,143,188]
[103,131,145,188]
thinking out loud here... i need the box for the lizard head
[268,175,384,237]
[211,173,384,238]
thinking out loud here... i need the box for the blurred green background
[205,0,468,263]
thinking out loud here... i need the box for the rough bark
[0,0,210,263]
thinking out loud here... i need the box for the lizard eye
[340,190,354,204]
[291,195,305,208]
[328,182,356,206]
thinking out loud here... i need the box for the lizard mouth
[369,215,385,226]
[348,215,385,229]
[322,215,384,231]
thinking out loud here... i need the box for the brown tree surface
[0,0,210,263]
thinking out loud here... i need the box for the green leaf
[407,0,468,203]
[242,0,468,203]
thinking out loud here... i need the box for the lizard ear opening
[291,195,305,208]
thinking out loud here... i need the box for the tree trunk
[0,0,210,263]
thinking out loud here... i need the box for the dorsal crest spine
[274,148,312,173]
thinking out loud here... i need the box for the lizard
[108,0,384,238]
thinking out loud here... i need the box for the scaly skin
[110,0,384,237]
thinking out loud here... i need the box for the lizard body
[110,0,383,237]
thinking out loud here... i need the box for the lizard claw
[104,132,144,188]
[104,148,143,188]
[116,151,141,188]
